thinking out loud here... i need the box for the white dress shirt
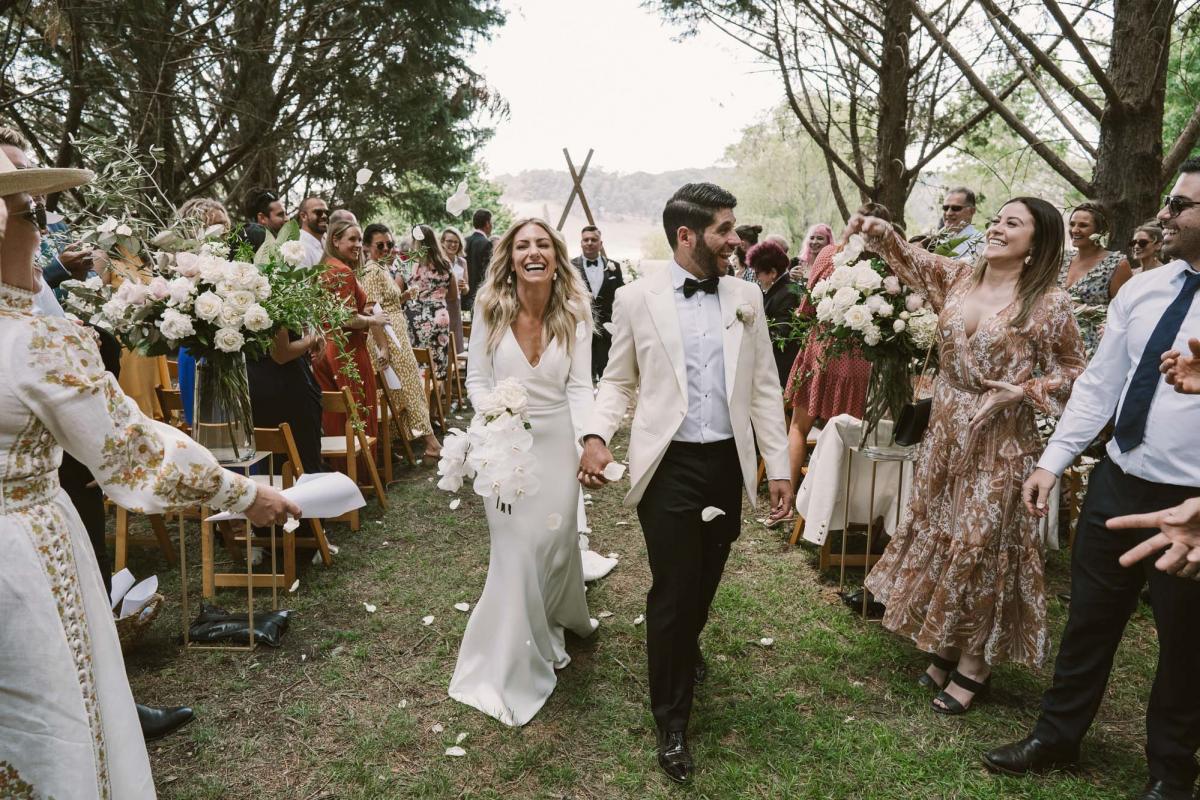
[582,256,604,296]
[1039,258,1200,487]
[32,280,66,317]
[950,223,985,261]
[670,260,733,443]
[299,229,323,268]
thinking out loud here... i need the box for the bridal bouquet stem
[437,378,540,513]
[804,233,939,441]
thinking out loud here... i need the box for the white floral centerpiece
[437,377,539,513]
[805,233,939,440]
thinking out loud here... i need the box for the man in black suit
[571,225,625,381]
[462,208,493,312]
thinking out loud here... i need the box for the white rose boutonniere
[729,302,756,329]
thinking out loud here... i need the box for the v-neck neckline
[507,325,543,370]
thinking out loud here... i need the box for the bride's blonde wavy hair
[474,217,592,357]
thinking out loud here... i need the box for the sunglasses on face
[309,208,329,218]
[13,198,47,230]
[1130,239,1154,249]
[942,204,968,212]
[1162,195,1200,218]
[373,240,395,251]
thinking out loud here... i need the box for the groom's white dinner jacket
[584,262,790,507]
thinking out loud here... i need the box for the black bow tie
[682,276,719,298]
[586,259,598,267]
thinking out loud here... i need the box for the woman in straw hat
[0,127,298,799]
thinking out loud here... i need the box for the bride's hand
[578,436,613,489]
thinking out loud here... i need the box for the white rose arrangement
[437,377,540,513]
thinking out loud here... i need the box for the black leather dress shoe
[657,730,694,784]
[137,704,195,741]
[981,735,1078,776]
[1136,779,1196,800]
[695,654,708,685]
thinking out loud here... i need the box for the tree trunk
[1091,0,1175,247]
[224,0,283,208]
[873,0,911,228]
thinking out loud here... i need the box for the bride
[449,218,598,726]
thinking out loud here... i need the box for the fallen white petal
[455,732,468,744]
[583,500,593,506]
[843,716,855,724]
[363,602,377,613]
[633,614,645,625]
[445,746,466,757]
[288,579,300,593]
[597,611,613,618]
[546,513,563,530]
[431,723,444,733]
[422,615,435,626]
[282,516,300,533]
[701,506,726,522]
[382,541,389,546]
[615,521,628,526]
[449,498,461,510]
[759,637,774,647]
[301,653,307,661]
[454,602,470,612]
[328,543,340,554]
[583,494,592,501]
[399,699,408,709]
[602,462,626,481]
[606,552,619,559]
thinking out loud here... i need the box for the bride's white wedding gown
[449,316,598,726]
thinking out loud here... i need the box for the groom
[579,183,792,783]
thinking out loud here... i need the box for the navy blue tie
[1112,270,1200,452]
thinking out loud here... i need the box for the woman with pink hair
[789,223,834,281]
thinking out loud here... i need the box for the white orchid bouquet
[803,233,940,440]
[436,377,540,514]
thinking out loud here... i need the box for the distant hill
[494,166,736,220]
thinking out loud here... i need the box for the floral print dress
[0,283,256,800]
[405,261,452,380]
[1058,249,1124,358]
[862,231,1086,668]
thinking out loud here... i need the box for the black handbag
[893,345,936,447]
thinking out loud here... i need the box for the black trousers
[58,453,112,596]
[636,439,742,732]
[1033,458,1200,790]
[591,331,612,382]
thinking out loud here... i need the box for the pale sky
[471,0,784,176]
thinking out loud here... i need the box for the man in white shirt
[984,159,1200,800]
[933,187,985,261]
[570,225,624,380]
[578,183,791,784]
[296,196,328,267]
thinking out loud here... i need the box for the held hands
[1022,467,1058,518]
[578,436,614,489]
[767,479,794,523]
[1160,338,1200,395]
[842,213,890,241]
[244,484,302,528]
[1109,496,1200,580]
[969,379,1024,435]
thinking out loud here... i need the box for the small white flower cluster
[94,250,274,352]
[808,233,933,352]
[436,378,540,506]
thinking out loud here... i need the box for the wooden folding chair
[320,388,388,530]
[376,370,417,471]
[215,424,333,592]
[111,507,177,571]
[155,386,190,435]
[447,337,466,409]
[165,358,180,388]
[412,347,447,429]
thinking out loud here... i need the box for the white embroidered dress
[0,283,256,799]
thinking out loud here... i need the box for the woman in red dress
[782,204,891,491]
[313,218,387,438]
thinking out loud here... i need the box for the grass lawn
[123,423,1163,799]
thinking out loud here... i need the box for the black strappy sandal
[917,654,957,691]
[932,670,991,715]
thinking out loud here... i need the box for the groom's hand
[767,479,794,522]
[578,435,613,489]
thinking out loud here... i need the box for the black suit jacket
[571,255,625,329]
[464,231,492,302]
[762,274,801,387]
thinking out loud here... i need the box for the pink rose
[148,276,171,300]
[175,252,201,278]
[905,294,926,312]
[883,275,901,295]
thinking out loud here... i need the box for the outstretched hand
[578,436,613,490]
[244,484,303,528]
[842,213,890,241]
[1160,338,1200,395]
[1109,496,1200,580]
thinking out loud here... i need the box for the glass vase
[858,355,915,457]
[193,353,255,463]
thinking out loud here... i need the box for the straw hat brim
[0,167,94,198]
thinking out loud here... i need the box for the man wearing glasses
[934,186,985,261]
[984,160,1200,800]
[297,196,329,267]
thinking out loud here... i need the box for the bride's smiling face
[511,222,557,287]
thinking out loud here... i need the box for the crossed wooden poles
[556,147,597,232]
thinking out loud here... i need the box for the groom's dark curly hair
[663,182,737,248]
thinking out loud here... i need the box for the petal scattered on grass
[701,506,726,522]
[454,602,470,612]
[363,602,377,613]
[759,637,774,647]
[602,462,626,481]
[449,498,461,510]
[289,579,300,593]
[597,611,613,618]
[606,552,619,559]
[633,614,645,625]
[445,746,466,757]
[455,732,468,744]
[431,723,444,733]
[615,521,628,526]
[421,615,435,626]
[399,700,408,709]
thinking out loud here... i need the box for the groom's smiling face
[690,208,740,278]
